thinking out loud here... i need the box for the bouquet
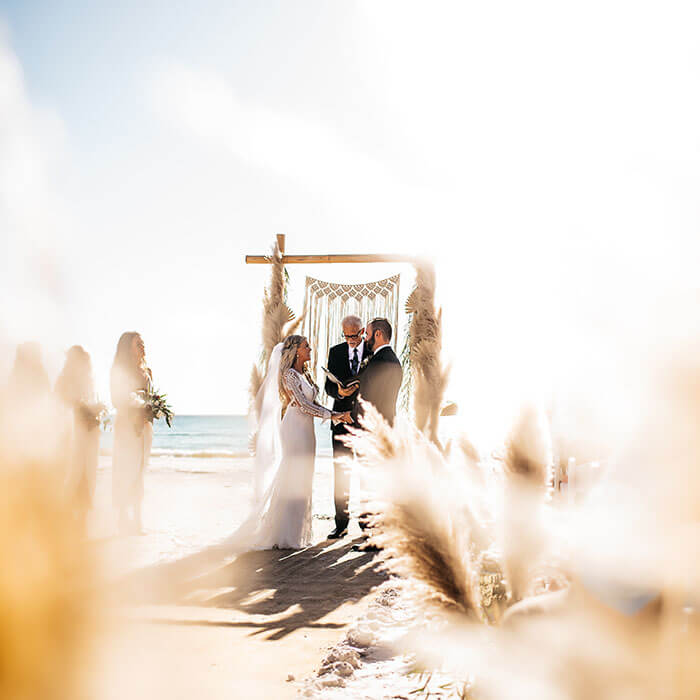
[135,388,174,428]
[77,400,109,431]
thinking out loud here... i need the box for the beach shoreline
[90,448,338,574]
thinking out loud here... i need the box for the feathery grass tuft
[260,241,296,371]
[503,404,553,488]
[343,399,401,463]
[344,401,563,621]
[248,363,263,416]
[250,239,298,427]
[344,402,489,618]
[500,405,553,603]
[406,261,450,446]
[374,496,484,617]
[0,463,97,700]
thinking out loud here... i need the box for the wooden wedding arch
[245,235,447,444]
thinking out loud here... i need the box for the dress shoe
[327,526,348,539]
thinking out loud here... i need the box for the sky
[2,1,700,444]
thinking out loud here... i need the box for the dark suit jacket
[355,346,403,427]
[325,342,371,436]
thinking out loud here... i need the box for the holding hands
[334,410,353,424]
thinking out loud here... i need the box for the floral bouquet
[77,400,109,431]
[136,388,174,428]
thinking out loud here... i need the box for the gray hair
[341,314,362,330]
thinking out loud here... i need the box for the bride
[234,335,351,551]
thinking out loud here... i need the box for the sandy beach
[88,453,389,699]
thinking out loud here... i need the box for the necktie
[351,348,359,375]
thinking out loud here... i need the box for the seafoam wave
[99,448,251,459]
[152,448,251,459]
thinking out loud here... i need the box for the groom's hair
[369,317,392,341]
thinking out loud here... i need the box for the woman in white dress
[247,335,351,550]
[110,332,153,535]
[0,343,71,492]
[2,343,53,463]
[55,345,101,531]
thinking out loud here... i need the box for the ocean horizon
[99,414,333,460]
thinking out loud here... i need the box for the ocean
[93,415,338,568]
[100,414,334,463]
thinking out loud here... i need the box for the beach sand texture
[88,453,387,699]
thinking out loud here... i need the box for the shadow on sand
[115,536,388,640]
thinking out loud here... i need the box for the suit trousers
[332,429,373,531]
[331,428,353,531]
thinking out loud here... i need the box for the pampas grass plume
[0,464,97,700]
[345,402,487,618]
[501,405,553,604]
[407,261,450,446]
[503,404,553,488]
[260,241,296,370]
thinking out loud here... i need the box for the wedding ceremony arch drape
[302,274,401,394]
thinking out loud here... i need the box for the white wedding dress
[253,367,332,548]
[222,344,333,552]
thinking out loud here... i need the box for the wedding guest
[110,332,153,535]
[6,341,50,405]
[2,342,54,463]
[55,346,102,531]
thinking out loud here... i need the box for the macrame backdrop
[302,274,401,394]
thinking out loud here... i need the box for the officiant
[324,315,371,539]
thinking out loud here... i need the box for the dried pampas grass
[248,240,302,415]
[260,241,296,369]
[503,404,553,489]
[248,364,263,416]
[500,404,553,604]
[343,399,401,465]
[373,484,484,618]
[344,400,562,623]
[0,464,97,700]
[345,402,490,619]
[344,335,700,699]
[406,260,449,446]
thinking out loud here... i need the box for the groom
[355,317,403,428]
[324,314,371,539]
[351,317,403,551]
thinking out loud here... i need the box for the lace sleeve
[283,370,333,420]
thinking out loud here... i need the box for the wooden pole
[245,253,417,264]
[247,235,414,264]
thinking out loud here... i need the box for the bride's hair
[278,335,318,408]
[278,335,304,407]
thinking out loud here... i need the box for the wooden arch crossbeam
[245,234,416,265]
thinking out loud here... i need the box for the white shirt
[348,340,365,367]
[372,343,391,355]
